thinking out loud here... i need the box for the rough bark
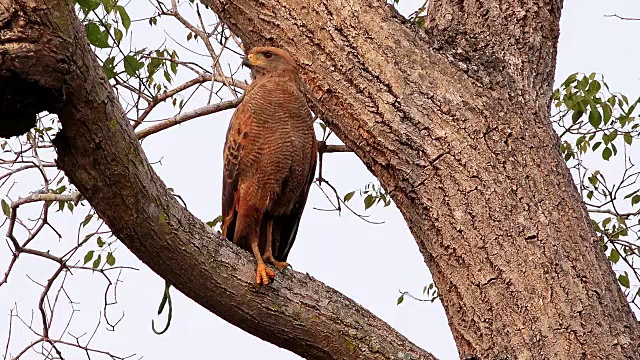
[0,1,434,360]
[203,0,640,358]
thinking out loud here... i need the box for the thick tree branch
[424,0,562,101]
[0,1,434,359]
[204,0,640,358]
[4,0,640,358]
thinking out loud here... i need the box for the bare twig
[136,98,242,139]
[605,14,640,21]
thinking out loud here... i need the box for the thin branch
[317,142,351,153]
[135,98,241,139]
[605,14,640,21]
[11,192,81,209]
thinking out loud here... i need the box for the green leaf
[576,77,589,91]
[206,215,224,228]
[83,250,95,265]
[81,214,93,227]
[619,115,630,127]
[602,103,612,125]
[608,248,620,264]
[92,254,102,269]
[77,0,100,11]
[586,79,601,96]
[170,61,178,75]
[618,273,630,288]
[1,199,10,217]
[632,195,640,206]
[562,73,578,87]
[624,132,633,145]
[571,110,583,123]
[147,57,162,76]
[85,22,110,48]
[124,55,144,76]
[602,147,612,161]
[97,236,105,247]
[397,294,404,305]
[588,106,602,128]
[625,100,638,116]
[114,28,123,44]
[624,190,639,199]
[106,252,116,266]
[343,191,355,203]
[103,56,116,80]
[364,194,375,210]
[101,0,115,12]
[116,6,131,30]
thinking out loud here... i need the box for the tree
[1,0,639,359]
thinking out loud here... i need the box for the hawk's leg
[234,204,275,285]
[263,219,289,271]
[251,238,275,285]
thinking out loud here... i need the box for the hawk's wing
[221,101,253,241]
[273,139,317,261]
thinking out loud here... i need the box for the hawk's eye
[264,52,273,59]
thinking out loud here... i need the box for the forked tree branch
[203,0,640,358]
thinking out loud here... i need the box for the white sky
[1,1,639,359]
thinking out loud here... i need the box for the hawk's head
[242,47,297,79]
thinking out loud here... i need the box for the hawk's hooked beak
[241,54,253,68]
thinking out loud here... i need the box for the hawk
[221,47,317,285]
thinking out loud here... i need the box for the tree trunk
[204,0,640,358]
[2,0,639,359]
[0,1,433,359]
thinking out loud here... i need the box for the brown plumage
[221,47,317,285]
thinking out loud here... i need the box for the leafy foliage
[75,0,189,105]
[553,73,640,307]
[343,182,392,210]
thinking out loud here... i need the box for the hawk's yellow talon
[256,263,275,285]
